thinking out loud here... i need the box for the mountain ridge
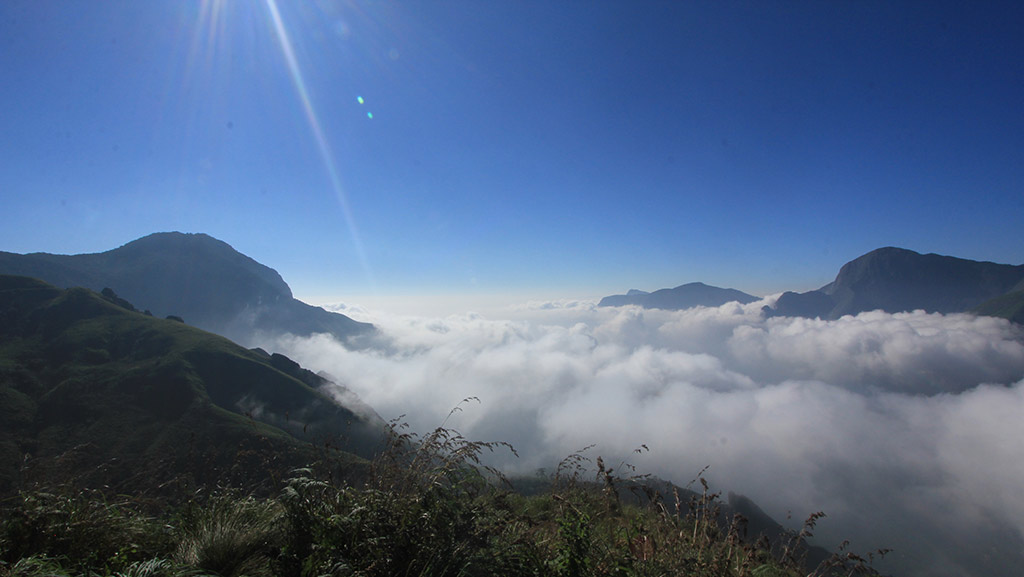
[599,247,1024,323]
[0,275,383,496]
[599,282,759,310]
[769,247,1024,320]
[0,232,373,347]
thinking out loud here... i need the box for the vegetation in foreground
[0,278,889,576]
[0,411,888,577]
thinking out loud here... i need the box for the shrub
[0,408,888,577]
[173,494,283,577]
[0,488,162,573]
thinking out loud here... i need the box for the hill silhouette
[0,275,384,496]
[0,232,373,347]
[599,282,759,310]
[767,247,1024,320]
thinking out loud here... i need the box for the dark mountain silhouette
[0,232,373,347]
[769,290,835,319]
[599,282,759,310]
[767,247,1024,320]
[0,275,384,495]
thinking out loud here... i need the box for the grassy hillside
[0,275,381,497]
[973,290,1024,325]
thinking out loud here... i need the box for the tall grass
[0,412,889,577]
[173,494,283,577]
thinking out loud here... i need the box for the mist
[273,298,1024,576]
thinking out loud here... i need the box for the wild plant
[778,510,826,568]
[173,493,283,577]
[112,558,206,577]
[2,555,73,577]
[279,399,532,577]
[370,397,518,496]
[0,486,160,573]
[806,539,891,577]
[551,501,592,577]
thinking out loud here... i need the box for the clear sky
[2,0,1022,306]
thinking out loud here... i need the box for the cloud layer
[274,299,1024,576]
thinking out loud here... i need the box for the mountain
[0,275,385,496]
[768,247,1024,320]
[0,232,373,347]
[599,282,759,310]
[769,290,835,319]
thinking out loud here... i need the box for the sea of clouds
[272,297,1024,576]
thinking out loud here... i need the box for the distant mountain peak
[864,245,916,256]
[0,232,373,347]
[117,231,229,250]
[110,231,293,298]
[600,282,758,310]
[767,246,1024,320]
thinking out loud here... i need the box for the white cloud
[272,301,1024,576]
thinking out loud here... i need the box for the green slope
[973,290,1024,325]
[0,275,381,496]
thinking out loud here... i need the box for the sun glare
[184,0,230,90]
[264,0,375,287]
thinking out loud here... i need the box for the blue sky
[1,1,1022,306]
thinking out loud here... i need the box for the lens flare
[265,0,374,287]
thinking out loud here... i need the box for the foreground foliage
[0,414,887,577]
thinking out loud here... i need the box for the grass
[173,495,283,577]
[0,413,890,577]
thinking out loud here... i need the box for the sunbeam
[264,0,375,288]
